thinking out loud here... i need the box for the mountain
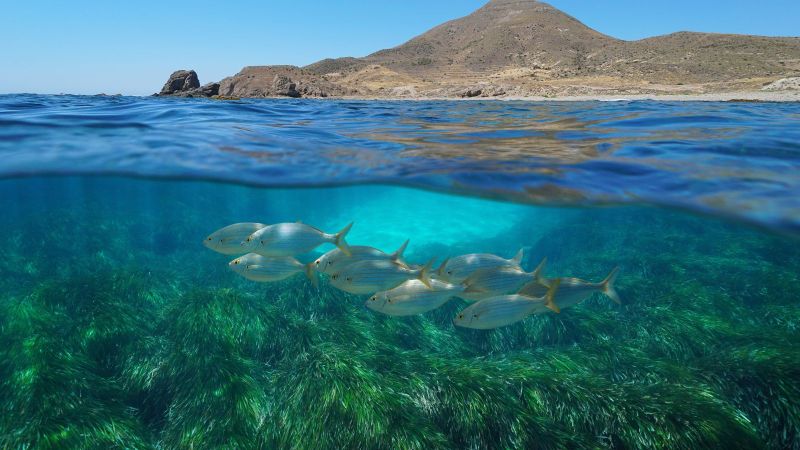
[170,0,800,99]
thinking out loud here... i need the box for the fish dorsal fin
[391,239,410,262]
[532,257,548,282]
[435,258,450,277]
[418,258,435,288]
[511,248,524,266]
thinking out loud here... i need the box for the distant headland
[156,0,800,100]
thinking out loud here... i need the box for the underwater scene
[1,95,799,449]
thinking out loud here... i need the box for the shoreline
[6,90,798,103]
[338,90,800,103]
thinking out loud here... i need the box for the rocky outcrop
[762,77,800,91]
[271,75,301,97]
[195,82,220,97]
[217,66,353,98]
[160,70,200,95]
[157,71,220,98]
[461,88,483,98]
[460,85,507,98]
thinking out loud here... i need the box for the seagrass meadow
[0,176,798,449]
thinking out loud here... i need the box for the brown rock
[272,75,301,97]
[218,66,351,98]
[160,70,200,95]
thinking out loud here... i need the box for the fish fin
[544,278,561,314]
[304,262,319,288]
[601,267,621,305]
[435,258,450,277]
[418,258,434,288]
[391,239,409,263]
[334,222,353,257]
[511,248,524,266]
[532,257,548,283]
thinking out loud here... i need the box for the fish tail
[532,257,548,283]
[543,278,562,314]
[418,258,435,288]
[435,258,450,277]
[512,247,524,266]
[304,262,319,288]
[601,267,621,305]
[391,239,409,264]
[334,222,353,257]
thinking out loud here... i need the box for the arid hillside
[161,0,800,98]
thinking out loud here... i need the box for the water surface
[2,94,798,233]
[0,96,798,449]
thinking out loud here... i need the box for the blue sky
[2,0,798,95]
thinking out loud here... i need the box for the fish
[314,240,408,275]
[520,262,621,308]
[330,259,434,295]
[460,258,546,302]
[453,280,561,330]
[242,222,353,257]
[203,222,267,255]
[436,248,524,283]
[365,279,465,316]
[228,253,316,285]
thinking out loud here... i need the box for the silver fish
[460,258,546,302]
[453,280,561,330]
[203,223,267,255]
[436,248,524,283]
[242,222,352,257]
[228,253,315,285]
[366,279,465,316]
[520,262,621,309]
[330,259,433,295]
[314,240,408,275]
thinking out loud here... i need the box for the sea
[0,94,798,449]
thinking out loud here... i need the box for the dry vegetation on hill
[165,0,800,99]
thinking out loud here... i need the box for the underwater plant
[0,190,798,449]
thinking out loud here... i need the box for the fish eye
[472,314,478,318]
[246,237,251,242]
[447,271,452,275]
[369,296,376,302]
[387,297,393,303]
[260,240,264,244]
[206,237,212,241]
[346,277,352,282]
[234,260,240,265]
[315,260,320,266]
[332,274,338,280]
[457,314,464,320]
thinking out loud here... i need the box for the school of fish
[204,221,621,330]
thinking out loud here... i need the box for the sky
[2,0,798,95]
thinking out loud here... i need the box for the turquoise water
[1,95,799,448]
